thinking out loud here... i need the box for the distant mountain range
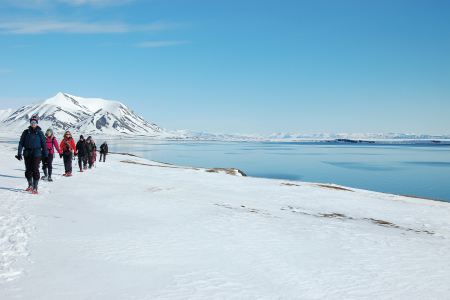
[0,93,166,136]
[170,130,450,140]
[1,93,448,140]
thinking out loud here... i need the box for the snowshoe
[48,177,53,182]
[66,172,72,176]
[79,170,83,172]
[31,190,38,195]
[42,175,48,181]
[62,174,67,176]
[26,187,33,191]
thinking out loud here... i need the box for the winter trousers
[42,154,54,177]
[88,155,93,168]
[99,153,106,162]
[63,152,73,174]
[78,154,87,170]
[24,156,42,180]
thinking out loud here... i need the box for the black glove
[15,155,22,161]
[74,153,78,157]
[60,154,63,158]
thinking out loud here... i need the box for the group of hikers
[16,116,109,194]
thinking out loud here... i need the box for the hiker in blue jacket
[16,116,48,194]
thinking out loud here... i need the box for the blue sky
[0,0,449,134]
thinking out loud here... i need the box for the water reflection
[322,162,402,171]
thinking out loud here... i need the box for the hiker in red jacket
[60,131,77,176]
[42,128,62,181]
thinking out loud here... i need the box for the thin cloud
[58,0,137,6]
[1,0,137,8]
[0,69,13,73]
[0,20,176,34]
[136,41,188,48]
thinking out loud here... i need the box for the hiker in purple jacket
[42,128,62,181]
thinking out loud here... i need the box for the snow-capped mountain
[69,107,165,135]
[2,92,448,140]
[0,109,14,122]
[0,92,166,136]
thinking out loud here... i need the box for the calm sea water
[107,140,450,202]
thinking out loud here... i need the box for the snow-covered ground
[1,142,450,299]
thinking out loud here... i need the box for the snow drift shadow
[0,174,22,179]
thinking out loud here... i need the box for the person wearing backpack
[86,137,96,169]
[76,135,89,172]
[60,131,77,176]
[16,116,48,194]
[99,141,108,162]
[42,128,62,182]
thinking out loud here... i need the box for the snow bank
[1,142,449,299]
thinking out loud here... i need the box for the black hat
[30,116,38,124]
[80,135,84,139]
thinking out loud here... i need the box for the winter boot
[26,178,33,191]
[48,177,53,182]
[31,178,39,194]
[48,169,53,182]
[42,168,48,180]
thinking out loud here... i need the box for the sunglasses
[30,121,37,124]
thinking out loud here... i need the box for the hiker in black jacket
[76,135,89,172]
[16,116,48,194]
[99,141,108,162]
[86,138,95,168]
